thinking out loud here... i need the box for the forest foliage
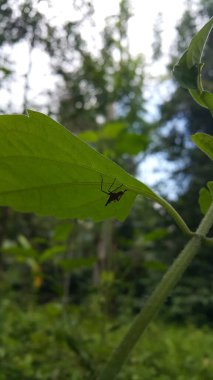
[0,0,213,379]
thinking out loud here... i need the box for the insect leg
[108,177,116,192]
[112,184,123,192]
[100,175,109,194]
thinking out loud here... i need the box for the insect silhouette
[100,176,127,206]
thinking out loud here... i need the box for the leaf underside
[0,110,157,221]
[192,133,213,160]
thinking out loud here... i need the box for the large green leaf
[192,133,213,160]
[0,110,161,221]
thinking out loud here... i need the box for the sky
[93,0,186,59]
[2,0,193,192]
[47,0,187,65]
[8,0,189,113]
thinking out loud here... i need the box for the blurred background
[0,0,213,379]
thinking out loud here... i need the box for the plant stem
[154,194,193,236]
[97,202,213,380]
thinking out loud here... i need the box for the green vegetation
[0,1,213,379]
[1,298,213,380]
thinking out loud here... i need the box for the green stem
[97,202,213,380]
[154,194,193,236]
[128,186,192,236]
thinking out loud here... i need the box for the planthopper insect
[100,176,127,206]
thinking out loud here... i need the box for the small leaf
[173,51,198,90]
[78,122,127,143]
[17,234,31,249]
[78,130,98,143]
[173,17,213,97]
[53,222,73,242]
[189,89,209,109]
[189,89,213,112]
[59,257,96,271]
[143,228,169,242]
[199,182,213,215]
[186,16,213,67]
[100,122,127,140]
[0,66,13,76]
[40,246,66,262]
[192,133,213,160]
[202,92,213,111]
[143,260,167,272]
[115,133,148,155]
[0,110,161,222]
[208,181,213,197]
[2,246,36,258]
